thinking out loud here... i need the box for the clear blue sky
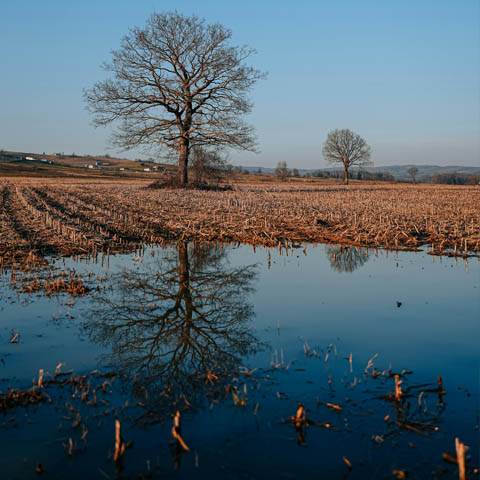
[1,0,478,168]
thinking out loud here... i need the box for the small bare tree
[84,12,265,185]
[275,160,289,181]
[322,129,372,185]
[190,147,228,186]
[407,166,419,185]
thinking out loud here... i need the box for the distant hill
[0,150,155,169]
[0,150,174,178]
[356,165,480,180]
[2,149,478,182]
[242,164,480,180]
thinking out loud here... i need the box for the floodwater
[0,243,478,479]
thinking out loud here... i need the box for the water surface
[0,243,478,479]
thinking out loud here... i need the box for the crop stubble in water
[0,242,478,479]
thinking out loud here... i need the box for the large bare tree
[85,241,260,417]
[322,129,372,185]
[84,12,265,184]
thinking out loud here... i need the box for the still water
[0,243,478,479]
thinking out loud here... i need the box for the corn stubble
[0,178,478,269]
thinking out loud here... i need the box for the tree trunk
[178,242,190,291]
[412,177,416,185]
[178,242,193,322]
[343,165,349,185]
[178,139,189,185]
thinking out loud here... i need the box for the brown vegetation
[0,178,478,269]
[10,269,90,296]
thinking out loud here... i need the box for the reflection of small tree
[275,161,289,181]
[407,166,418,185]
[325,246,369,273]
[190,147,228,185]
[86,242,260,416]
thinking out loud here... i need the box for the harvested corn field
[0,178,479,268]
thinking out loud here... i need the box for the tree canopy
[84,12,265,184]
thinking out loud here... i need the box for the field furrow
[0,178,478,269]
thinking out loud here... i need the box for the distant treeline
[425,173,480,185]
[308,170,396,182]
[247,166,480,185]
[0,152,23,163]
[306,169,480,185]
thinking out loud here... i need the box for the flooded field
[1,180,479,269]
[0,243,478,479]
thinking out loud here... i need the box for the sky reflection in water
[0,243,478,479]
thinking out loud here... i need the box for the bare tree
[322,129,372,185]
[407,166,419,185]
[325,246,369,273]
[84,12,265,185]
[190,147,228,185]
[85,241,261,418]
[275,160,289,181]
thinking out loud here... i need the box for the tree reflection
[85,242,260,417]
[325,246,369,273]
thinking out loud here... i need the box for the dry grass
[0,177,478,268]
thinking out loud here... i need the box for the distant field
[1,177,478,269]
